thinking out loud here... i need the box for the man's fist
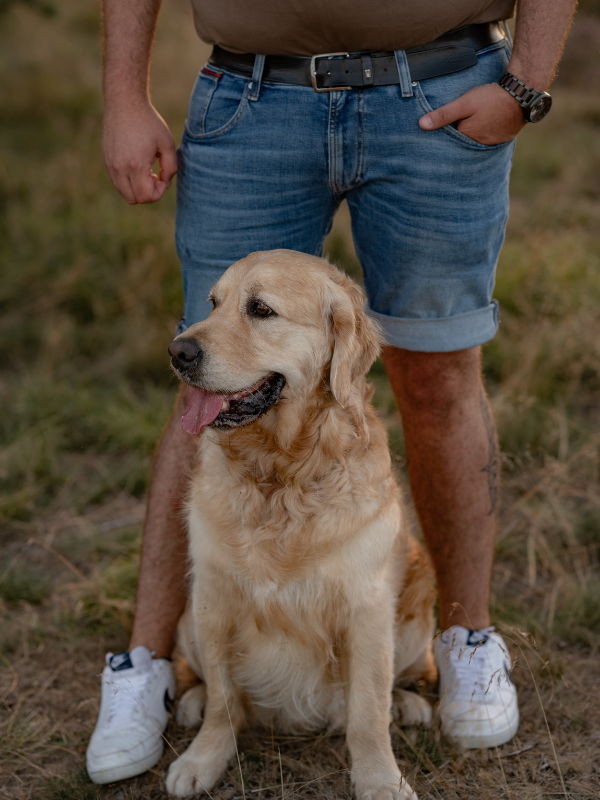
[103,102,178,204]
[419,82,526,146]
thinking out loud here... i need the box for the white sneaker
[434,626,519,749]
[86,646,176,784]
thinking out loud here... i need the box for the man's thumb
[158,137,178,183]
[419,97,467,131]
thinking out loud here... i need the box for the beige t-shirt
[190,0,516,56]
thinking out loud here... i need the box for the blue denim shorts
[176,41,514,351]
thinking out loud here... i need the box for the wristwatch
[498,72,552,123]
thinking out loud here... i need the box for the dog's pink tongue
[181,387,225,435]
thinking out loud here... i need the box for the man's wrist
[103,91,153,115]
[506,58,552,93]
[103,62,152,110]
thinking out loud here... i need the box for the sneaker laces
[103,663,153,727]
[441,629,511,704]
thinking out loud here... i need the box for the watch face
[529,94,552,122]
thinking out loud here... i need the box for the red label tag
[201,66,223,80]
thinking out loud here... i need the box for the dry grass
[1,1,600,798]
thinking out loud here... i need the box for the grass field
[1,1,600,798]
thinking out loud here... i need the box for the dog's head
[168,250,381,435]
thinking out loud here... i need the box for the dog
[165,250,437,800]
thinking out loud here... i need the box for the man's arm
[419,0,579,145]
[102,0,177,204]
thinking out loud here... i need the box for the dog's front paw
[354,767,418,800]
[166,753,220,798]
[357,779,418,800]
[395,689,432,727]
[176,684,207,729]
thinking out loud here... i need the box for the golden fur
[165,250,436,800]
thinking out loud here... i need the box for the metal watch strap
[499,72,541,107]
[498,71,552,123]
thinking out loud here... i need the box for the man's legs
[89,45,518,780]
[87,386,193,784]
[382,345,496,630]
[343,42,518,746]
[129,386,194,657]
[382,345,519,748]
[89,69,345,784]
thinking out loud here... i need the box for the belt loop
[394,49,413,97]
[501,20,513,48]
[361,54,374,86]
[248,54,265,101]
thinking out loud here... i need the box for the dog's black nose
[168,338,202,371]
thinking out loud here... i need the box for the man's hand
[419,83,525,146]
[103,102,177,204]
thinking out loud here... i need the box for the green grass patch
[0,564,53,605]
[552,578,600,648]
[42,770,101,800]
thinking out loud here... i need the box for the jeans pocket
[184,68,250,140]
[415,43,514,151]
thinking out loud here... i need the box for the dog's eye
[208,296,216,309]
[250,301,274,318]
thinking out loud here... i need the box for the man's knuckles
[132,185,159,204]
[430,107,451,128]
[109,158,150,175]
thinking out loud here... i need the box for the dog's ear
[327,276,382,408]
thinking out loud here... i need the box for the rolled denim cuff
[368,300,500,352]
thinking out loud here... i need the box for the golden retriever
[165,250,436,800]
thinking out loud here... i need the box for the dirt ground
[2,1,600,798]
[2,479,600,800]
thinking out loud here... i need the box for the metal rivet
[411,81,417,86]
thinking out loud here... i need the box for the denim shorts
[176,40,515,351]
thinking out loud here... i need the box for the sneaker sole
[87,741,164,784]
[444,709,520,750]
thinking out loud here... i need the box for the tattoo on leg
[480,389,499,515]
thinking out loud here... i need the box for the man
[87,0,578,785]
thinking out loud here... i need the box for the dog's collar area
[210,372,286,429]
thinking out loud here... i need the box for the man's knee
[382,345,482,419]
[152,383,197,469]
[173,382,193,414]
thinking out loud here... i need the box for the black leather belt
[209,23,506,91]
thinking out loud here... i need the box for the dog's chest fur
[186,426,403,730]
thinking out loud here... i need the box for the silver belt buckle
[310,52,351,92]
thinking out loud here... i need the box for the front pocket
[185,68,250,140]
[415,43,513,151]
[415,83,512,151]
